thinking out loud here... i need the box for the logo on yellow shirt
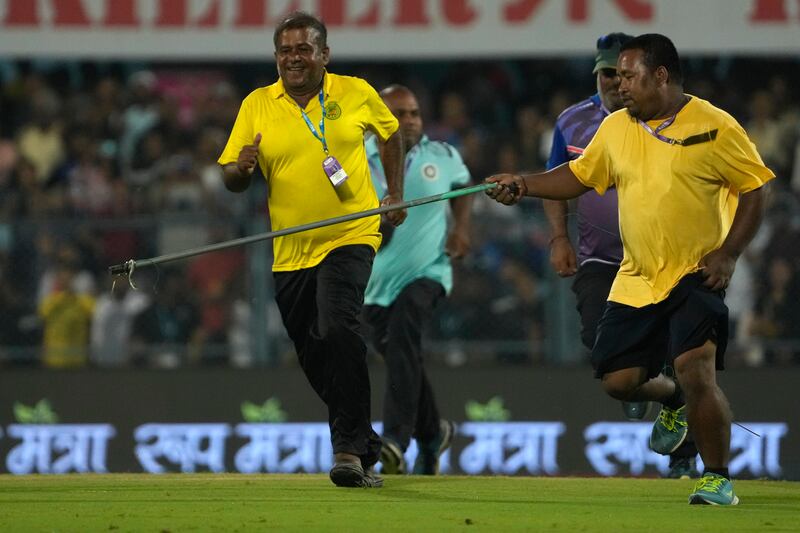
[324,101,342,120]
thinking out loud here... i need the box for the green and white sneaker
[689,473,739,505]
[650,405,688,455]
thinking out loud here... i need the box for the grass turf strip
[0,474,798,532]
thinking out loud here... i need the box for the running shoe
[650,405,688,455]
[688,473,739,505]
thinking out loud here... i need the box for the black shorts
[591,273,729,379]
[572,262,618,350]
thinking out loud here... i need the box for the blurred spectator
[514,105,548,171]
[156,154,212,255]
[537,90,572,163]
[120,70,161,172]
[196,80,241,131]
[89,76,124,141]
[129,269,199,369]
[157,154,208,213]
[491,256,544,363]
[36,239,96,307]
[750,256,800,365]
[186,225,245,365]
[60,132,115,216]
[747,90,788,180]
[0,252,39,364]
[4,156,48,218]
[91,281,149,367]
[0,139,19,217]
[459,128,489,182]
[725,250,758,365]
[228,298,253,368]
[15,88,64,183]
[195,127,239,216]
[39,258,96,368]
[496,143,520,175]
[128,128,168,189]
[97,179,142,269]
[428,92,470,149]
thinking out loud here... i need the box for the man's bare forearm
[380,131,404,198]
[543,199,569,240]
[720,185,767,257]
[222,163,252,193]
[522,163,591,200]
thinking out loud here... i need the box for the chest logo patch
[422,163,439,181]
[324,102,342,120]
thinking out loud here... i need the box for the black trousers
[362,278,445,450]
[274,245,382,467]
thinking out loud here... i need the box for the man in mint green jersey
[362,85,472,475]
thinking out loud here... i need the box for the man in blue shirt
[543,33,699,478]
[363,85,472,475]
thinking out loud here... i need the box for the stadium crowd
[0,56,799,369]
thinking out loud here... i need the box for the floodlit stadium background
[0,0,798,479]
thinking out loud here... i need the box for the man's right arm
[222,163,252,193]
[489,114,612,204]
[221,132,262,193]
[486,163,591,205]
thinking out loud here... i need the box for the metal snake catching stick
[109,182,502,288]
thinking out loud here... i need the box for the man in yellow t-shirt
[39,261,95,368]
[218,11,405,489]
[485,34,773,506]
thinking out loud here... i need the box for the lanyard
[298,90,328,154]
[639,114,679,144]
[638,97,689,145]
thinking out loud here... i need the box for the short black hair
[621,33,683,84]
[273,11,327,49]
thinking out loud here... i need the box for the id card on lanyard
[299,89,349,188]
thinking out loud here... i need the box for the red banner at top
[0,0,797,58]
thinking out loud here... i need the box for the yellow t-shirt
[218,72,399,271]
[569,96,774,307]
[39,291,95,368]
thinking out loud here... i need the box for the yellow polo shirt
[219,72,398,271]
[40,291,95,368]
[569,96,774,307]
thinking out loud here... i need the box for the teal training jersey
[364,134,471,306]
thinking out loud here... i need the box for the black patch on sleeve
[681,129,718,147]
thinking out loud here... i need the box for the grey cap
[593,32,635,73]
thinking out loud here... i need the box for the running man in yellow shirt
[218,11,405,488]
[486,34,773,505]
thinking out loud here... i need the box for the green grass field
[1,474,798,532]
